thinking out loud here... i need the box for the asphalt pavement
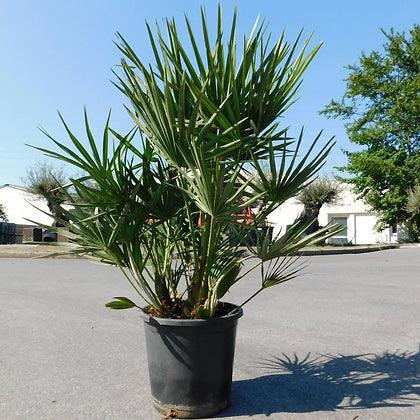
[1,248,419,419]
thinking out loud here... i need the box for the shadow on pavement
[220,348,419,417]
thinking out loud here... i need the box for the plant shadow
[219,348,420,417]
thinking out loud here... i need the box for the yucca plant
[295,178,342,234]
[35,6,340,319]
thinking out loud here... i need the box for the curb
[297,244,400,256]
[0,244,79,259]
[0,243,407,259]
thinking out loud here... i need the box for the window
[391,224,398,234]
[329,216,348,244]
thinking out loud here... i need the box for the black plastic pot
[143,303,243,418]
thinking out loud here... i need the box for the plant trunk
[295,203,322,235]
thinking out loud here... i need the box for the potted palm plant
[34,6,340,419]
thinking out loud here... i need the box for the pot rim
[142,302,243,327]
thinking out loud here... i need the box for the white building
[0,184,53,226]
[267,183,399,245]
[1,183,400,245]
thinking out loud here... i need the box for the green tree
[0,203,7,222]
[406,184,420,235]
[407,184,420,215]
[295,178,342,234]
[321,25,420,240]
[23,162,69,226]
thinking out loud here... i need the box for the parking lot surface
[1,248,419,419]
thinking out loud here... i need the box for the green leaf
[105,297,139,310]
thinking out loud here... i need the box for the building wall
[267,184,398,245]
[0,185,53,226]
[1,183,400,245]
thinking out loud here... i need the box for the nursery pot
[143,303,243,418]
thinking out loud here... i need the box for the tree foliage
[0,203,7,222]
[407,184,420,216]
[295,178,342,234]
[23,162,69,226]
[321,25,420,238]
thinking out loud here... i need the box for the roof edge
[0,184,29,192]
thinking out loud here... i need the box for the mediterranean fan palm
[34,6,341,319]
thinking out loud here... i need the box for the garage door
[354,214,378,244]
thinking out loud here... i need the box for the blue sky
[0,0,418,184]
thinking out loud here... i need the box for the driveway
[0,248,419,419]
